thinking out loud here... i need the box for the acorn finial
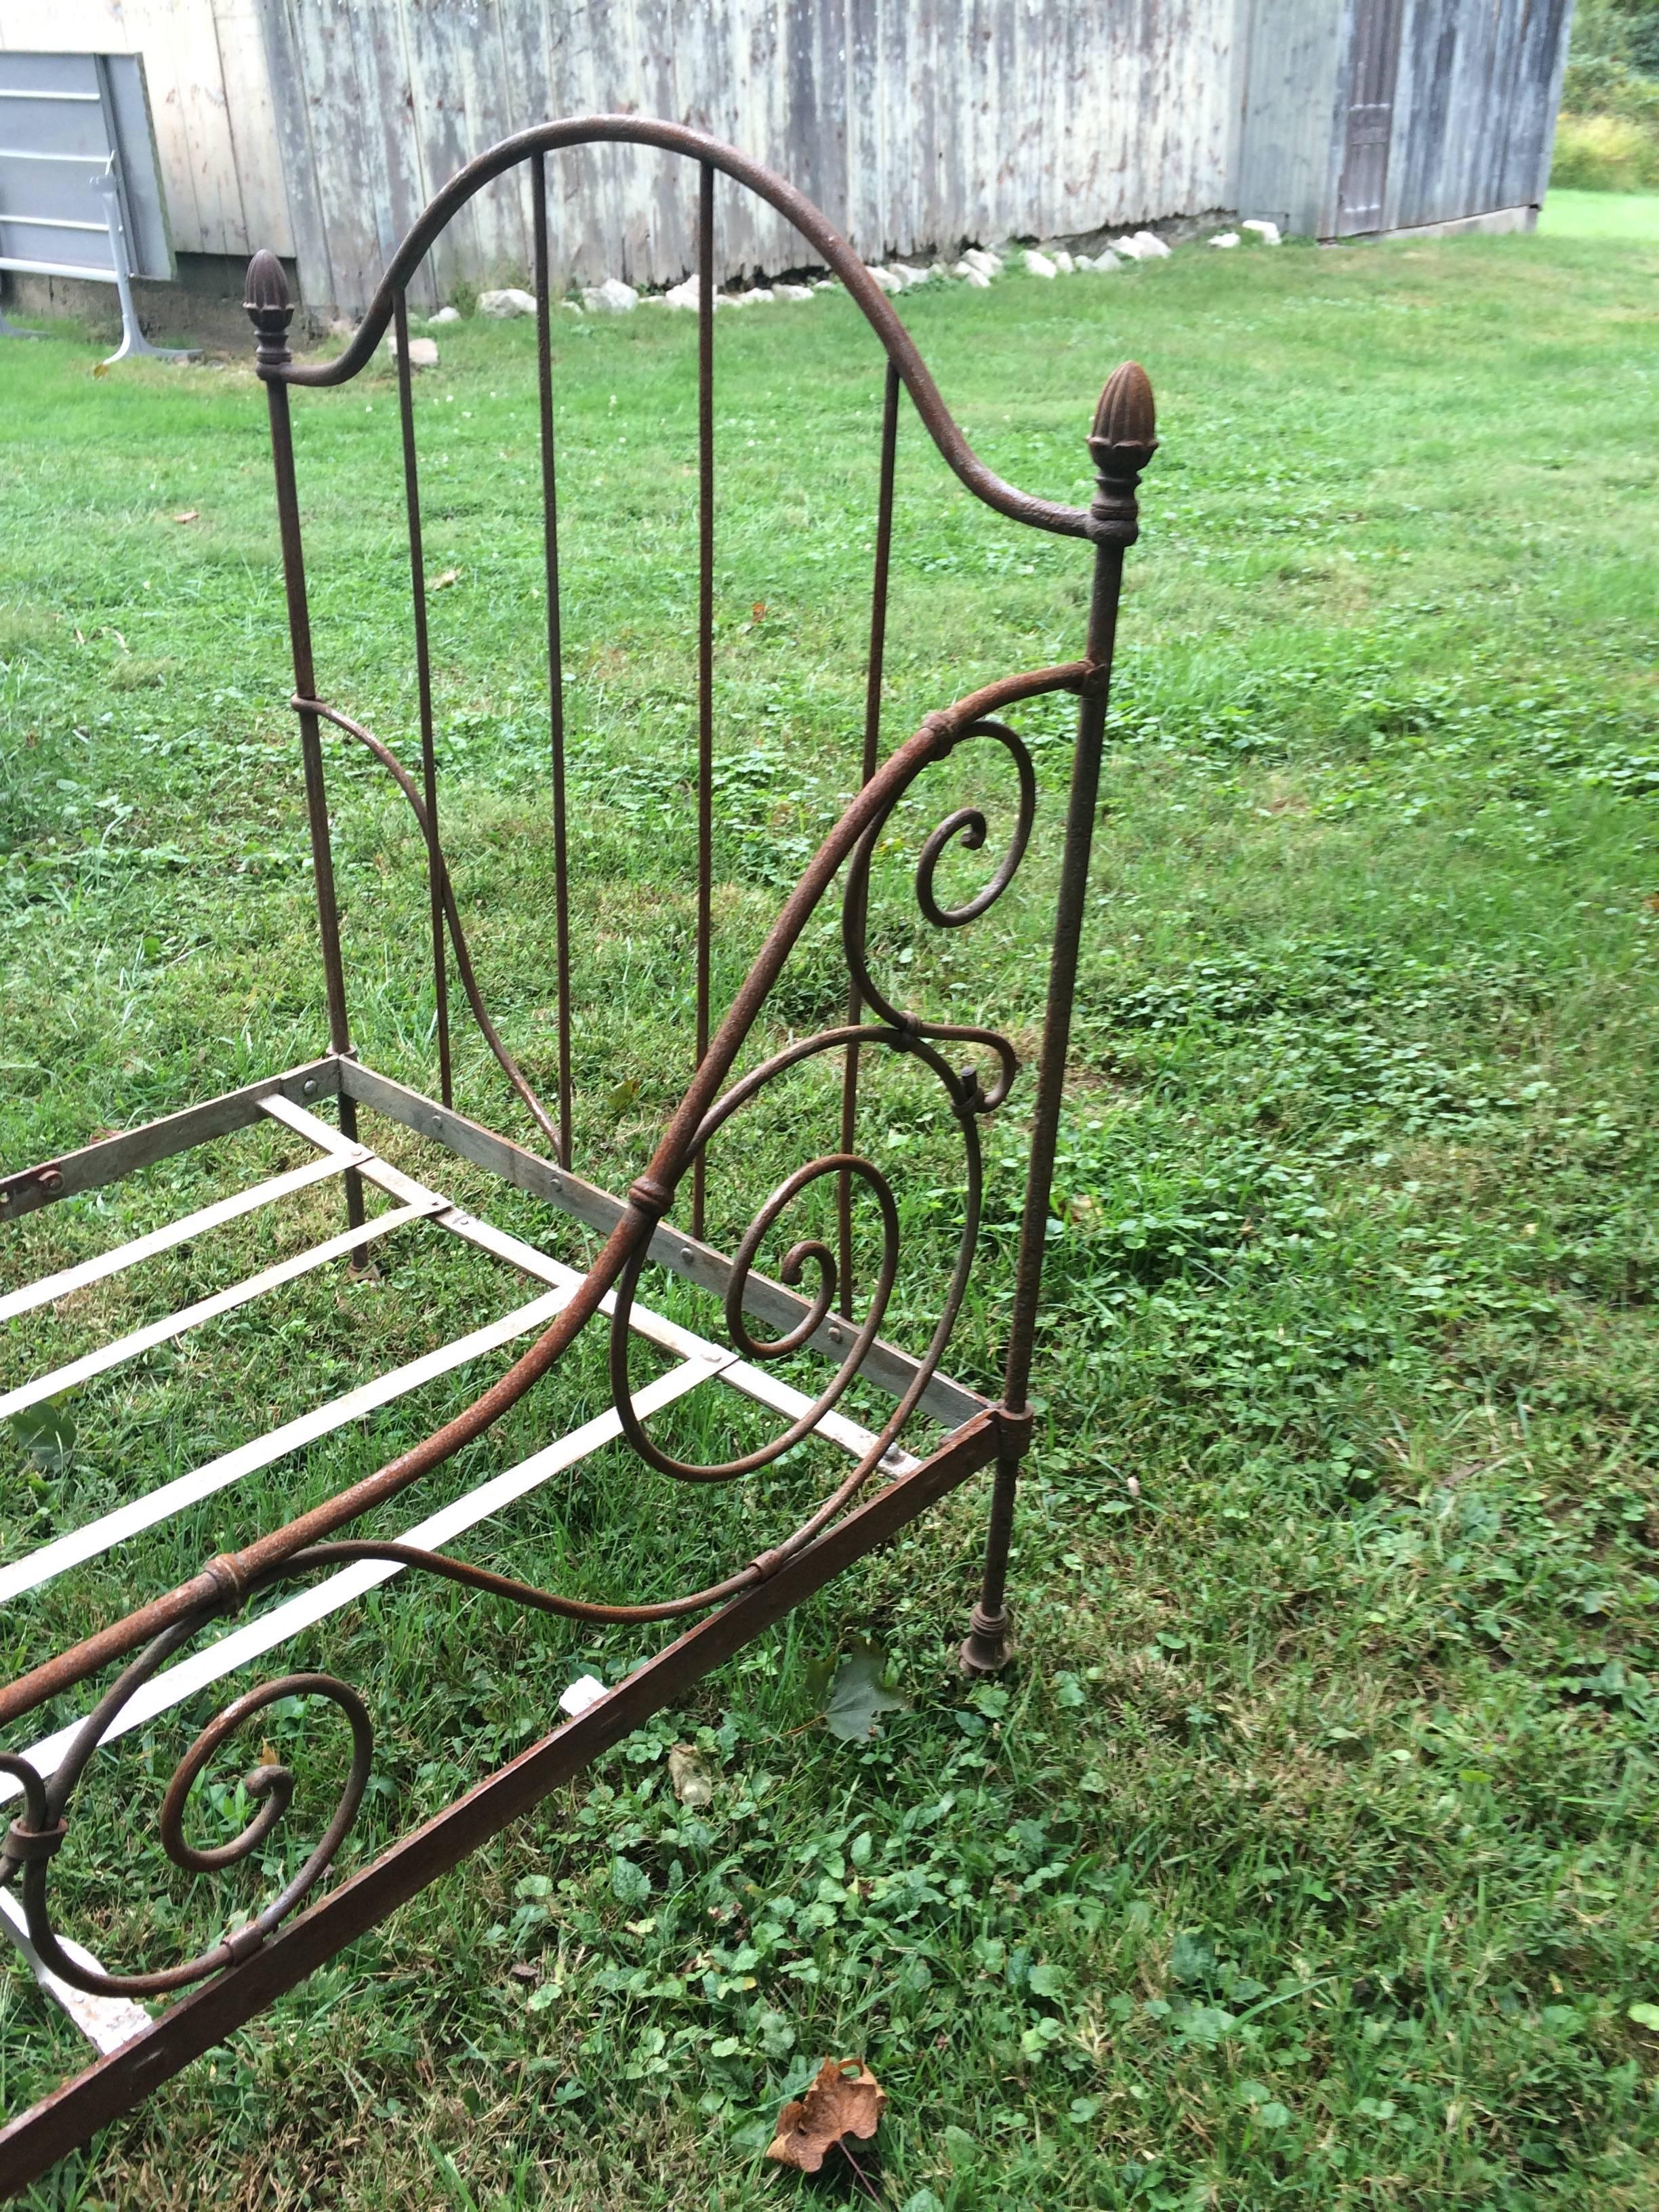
[245,248,293,369]
[1086,361,1158,542]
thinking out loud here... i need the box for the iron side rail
[0,1059,342,1223]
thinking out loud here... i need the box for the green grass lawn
[3,218,1659,2208]
[1539,186,1659,237]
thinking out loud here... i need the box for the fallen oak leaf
[822,1637,907,1742]
[171,509,200,523]
[428,567,460,592]
[766,2057,886,2175]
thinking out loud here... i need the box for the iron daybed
[0,117,1158,2187]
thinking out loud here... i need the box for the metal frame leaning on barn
[0,115,1158,2190]
[0,49,196,364]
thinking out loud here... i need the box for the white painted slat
[258,1092,359,1156]
[1,1354,724,1800]
[0,1145,371,1325]
[421,1197,926,1467]
[0,1286,577,1606]
[718,1356,920,1475]
[0,1202,441,1424]
[255,1099,964,1454]
[0,1888,150,2053]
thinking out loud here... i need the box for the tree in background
[1555,0,1659,186]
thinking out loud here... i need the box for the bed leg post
[961,363,1158,1678]
[247,250,367,1256]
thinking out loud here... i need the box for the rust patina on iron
[0,116,1155,2194]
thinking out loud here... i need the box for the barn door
[1336,0,1407,235]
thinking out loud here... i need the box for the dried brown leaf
[430,567,460,592]
[765,2057,886,2174]
[171,509,200,524]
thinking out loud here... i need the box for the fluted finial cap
[1087,361,1158,478]
[245,248,289,317]
[245,249,293,367]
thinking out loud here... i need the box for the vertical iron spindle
[246,249,366,1253]
[533,151,574,1169]
[693,160,715,1240]
[394,288,452,1110]
[837,357,901,1317]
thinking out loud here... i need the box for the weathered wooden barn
[1240,0,1575,241]
[0,0,1575,318]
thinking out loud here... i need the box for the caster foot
[958,1603,1015,1676]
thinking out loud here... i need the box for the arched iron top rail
[245,114,1095,544]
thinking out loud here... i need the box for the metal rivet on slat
[302,1079,317,1096]
[681,1248,695,1266]
[827,1323,843,1343]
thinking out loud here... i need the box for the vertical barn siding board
[210,0,292,253]
[1528,0,1574,201]
[253,0,331,296]
[1486,0,1527,206]
[1236,0,1352,234]
[924,0,944,242]
[405,0,489,298]
[1448,0,1486,216]
[348,0,431,304]
[966,0,984,237]
[1391,0,1450,228]
[583,0,626,276]
[289,3,381,306]
[390,0,441,301]
[593,0,632,274]
[548,0,590,281]
[845,0,876,257]
[1509,0,1571,205]
[158,0,247,251]
[630,0,675,279]
[128,0,207,249]
[449,0,521,284]
[486,0,537,274]
[1499,0,1538,201]
[989,0,1013,238]
[339,1,396,292]
[815,0,849,239]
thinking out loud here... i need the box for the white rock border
[444,213,1283,327]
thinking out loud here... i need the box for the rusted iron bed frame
[0,117,1156,2190]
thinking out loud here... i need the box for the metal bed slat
[1,1105,916,1609]
[0,1287,577,1606]
[268,1082,989,1435]
[0,1891,150,2053]
[259,1089,359,1155]
[1,1354,724,1801]
[0,1144,371,1325]
[356,1147,922,1467]
[0,1201,441,1423]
